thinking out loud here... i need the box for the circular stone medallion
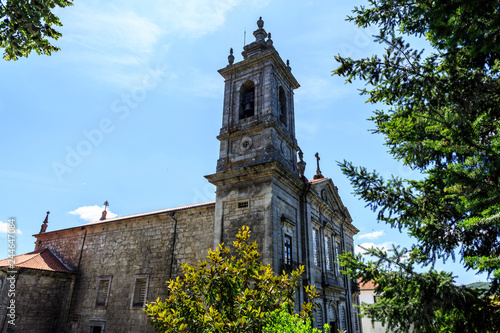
[240,136,253,151]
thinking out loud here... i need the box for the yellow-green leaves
[144,226,317,333]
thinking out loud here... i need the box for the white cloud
[61,3,165,86]
[355,241,394,255]
[66,4,163,54]
[156,0,243,38]
[59,0,246,87]
[358,230,385,240]
[69,205,117,223]
[0,221,22,234]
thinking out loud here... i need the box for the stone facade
[0,269,75,333]
[42,203,213,333]
[0,18,361,333]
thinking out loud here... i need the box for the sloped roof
[82,201,216,227]
[0,248,73,274]
[359,279,377,290]
[33,201,217,237]
[308,177,329,184]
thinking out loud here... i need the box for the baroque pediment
[309,178,352,224]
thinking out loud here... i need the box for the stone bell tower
[215,17,300,175]
[206,17,304,268]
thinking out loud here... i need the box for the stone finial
[100,201,109,221]
[287,59,292,71]
[266,32,273,47]
[257,16,264,29]
[242,16,269,59]
[313,152,325,180]
[297,150,307,181]
[228,48,234,65]
[253,16,267,42]
[39,211,50,233]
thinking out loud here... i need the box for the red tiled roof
[0,249,73,274]
[309,177,329,184]
[359,279,377,290]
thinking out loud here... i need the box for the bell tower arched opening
[278,86,287,125]
[240,81,255,119]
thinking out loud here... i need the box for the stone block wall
[0,269,74,333]
[33,204,215,333]
[221,190,268,257]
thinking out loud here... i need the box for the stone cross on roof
[313,152,324,180]
[100,201,109,221]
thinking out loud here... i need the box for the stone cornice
[33,202,216,239]
[206,160,306,193]
[217,113,298,150]
[218,49,300,90]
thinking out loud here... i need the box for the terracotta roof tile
[0,249,73,274]
[308,177,329,184]
[359,279,377,290]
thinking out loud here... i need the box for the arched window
[278,86,287,124]
[329,303,338,332]
[240,81,255,119]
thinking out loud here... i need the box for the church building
[0,18,361,333]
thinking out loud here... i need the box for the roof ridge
[12,250,42,265]
[44,248,74,272]
[82,200,216,226]
[0,248,73,274]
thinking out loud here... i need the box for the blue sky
[0,0,486,285]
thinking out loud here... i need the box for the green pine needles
[334,0,500,332]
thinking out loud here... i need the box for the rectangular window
[312,229,319,266]
[95,276,112,308]
[131,275,149,308]
[89,320,106,333]
[335,240,341,274]
[284,235,292,266]
[325,236,331,271]
[237,200,249,209]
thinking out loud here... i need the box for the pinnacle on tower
[39,211,50,233]
[241,17,274,59]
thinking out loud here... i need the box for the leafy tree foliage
[145,226,319,333]
[263,303,331,333]
[333,0,500,331]
[0,0,73,60]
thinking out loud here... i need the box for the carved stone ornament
[240,136,253,151]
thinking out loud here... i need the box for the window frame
[283,234,293,266]
[130,275,149,309]
[335,239,342,275]
[324,235,332,271]
[94,276,112,308]
[88,320,106,333]
[312,228,320,267]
